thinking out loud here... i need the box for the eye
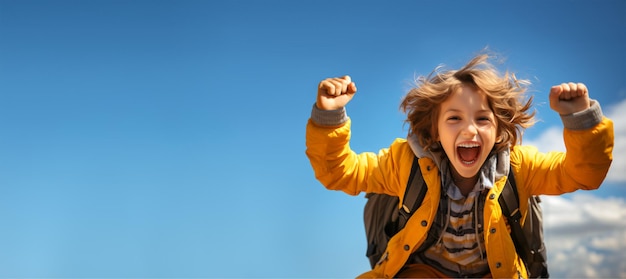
[447,116,461,121]
[476,115,494,125]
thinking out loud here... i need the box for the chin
[453,160,483,178]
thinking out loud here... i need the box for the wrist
[561,100,603,130]
[310,103,348,127]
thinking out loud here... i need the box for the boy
[305,54,614,278]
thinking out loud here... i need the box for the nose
[461,121,478,137]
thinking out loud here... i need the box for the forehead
[441,85,491,110]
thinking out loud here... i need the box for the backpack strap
[364,155,426,268]
[397,155,427,230]
[499,167,543,275]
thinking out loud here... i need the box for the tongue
[458,147,479,162]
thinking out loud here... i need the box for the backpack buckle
[509,207,522,222]
[401,204,411,214]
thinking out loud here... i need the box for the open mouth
[457,142,481,165]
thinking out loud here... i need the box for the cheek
[439,133,457,155]
[481,128,498,145]
[436,127,451,144]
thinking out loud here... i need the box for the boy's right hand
[316,75,357,110]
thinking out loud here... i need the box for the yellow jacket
[305,102,613,278]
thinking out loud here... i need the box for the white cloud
[605,99,626,182]
[524,126,565,153]
[525,98,626,182]
[541,194,626,278]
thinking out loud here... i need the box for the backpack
[363,156,549,278]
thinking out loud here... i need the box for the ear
[495,134,504,144]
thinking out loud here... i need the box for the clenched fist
[549,82,591,115]
[316,75,357,110]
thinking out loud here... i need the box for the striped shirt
[409,181,491,277]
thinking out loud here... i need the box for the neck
[451,171,479,197]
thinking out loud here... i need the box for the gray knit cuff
[560,100,604,131]
[310,104,348,127]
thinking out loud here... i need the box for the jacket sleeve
[512,100,614,195]
[305,104,407,196]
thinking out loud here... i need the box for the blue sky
[0,0,625,277]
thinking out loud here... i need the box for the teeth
[458,143,480,148]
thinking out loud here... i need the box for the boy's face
[437,85,498,179]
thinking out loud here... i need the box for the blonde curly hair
[400,54,536,152]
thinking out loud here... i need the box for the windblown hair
[400,54,536,152]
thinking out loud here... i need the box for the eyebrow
[443,108,493,114]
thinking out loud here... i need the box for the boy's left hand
[549,82,591,115]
